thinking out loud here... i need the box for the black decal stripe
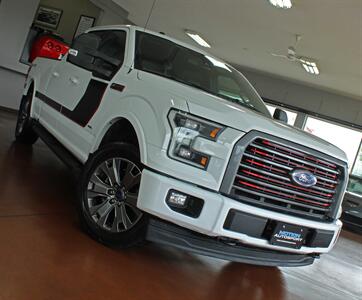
[35,91,61,112]
[35,80,108,127]
[61,80,108,127]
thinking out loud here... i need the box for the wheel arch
[92,115,148,165]
[22,79,38,118]
[23,78,35,97]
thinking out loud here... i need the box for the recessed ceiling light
[300,59,320,75]
[268,0,292,9]
[185,30,211,48]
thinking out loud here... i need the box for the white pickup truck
[16,25,349,267]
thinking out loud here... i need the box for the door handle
[52,72,60,78]
[69,77,79,85]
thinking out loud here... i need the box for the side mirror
[273,108,288,123]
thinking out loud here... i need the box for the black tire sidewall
[77,142,148,248]
[15,88,38,144]
[15,94,30,137]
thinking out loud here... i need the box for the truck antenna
[144,0,157,31]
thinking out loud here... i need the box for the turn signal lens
[210,128,221,139]
[200,157,208,166]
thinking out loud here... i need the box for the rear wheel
[15,88,38,144]
[77,142,148,247]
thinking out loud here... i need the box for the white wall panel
[242,68,362,127]
[0,0,40,74]
[0,68,25,110]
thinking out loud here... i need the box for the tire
[77,142,148,248]
[15,88,38,144]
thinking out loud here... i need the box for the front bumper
[138,169,342,255]
[147,218,316,267]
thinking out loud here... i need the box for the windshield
[134,31,271,117]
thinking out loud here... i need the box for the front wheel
[15,88,38,144]
[77,142,148,248]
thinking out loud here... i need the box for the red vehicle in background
[29,34,69,63]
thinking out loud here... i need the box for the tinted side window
[68,30,127,80]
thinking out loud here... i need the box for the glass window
[68,30,126,80]
[266,104,298,126]
[351,142,362,178]
[347,176,362,196]
[134,31,271,117]
[304,116,362,169]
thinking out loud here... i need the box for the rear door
[41,29,127,160]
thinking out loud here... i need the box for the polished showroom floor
[0,109,361,300]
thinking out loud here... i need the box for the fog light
[166,190,204,218]
[168,191,188,207]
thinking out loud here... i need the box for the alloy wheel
[86,158,143,233]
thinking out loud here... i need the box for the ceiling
[112,0,362,100]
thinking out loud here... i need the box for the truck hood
[185,92,348,164]
[137,70,347,164]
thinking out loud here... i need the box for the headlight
[168,110,224,169]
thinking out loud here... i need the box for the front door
[42,29,127,160]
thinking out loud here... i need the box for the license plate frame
[270,222,307,249]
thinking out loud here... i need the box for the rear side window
[68,30,127,80]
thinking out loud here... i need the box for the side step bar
[33,122,83,173]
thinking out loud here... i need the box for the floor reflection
[207,262,285,300]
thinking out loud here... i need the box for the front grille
[221,132,348,222]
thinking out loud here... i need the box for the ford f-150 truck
[15,25,349,267]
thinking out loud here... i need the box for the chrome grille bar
[240,162,336,194]
[236,175,333,204]
[250,143,339,175]
[221,132,348,222]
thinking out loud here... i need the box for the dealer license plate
[270,222,307,249]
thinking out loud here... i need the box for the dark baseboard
[0,106,18,114]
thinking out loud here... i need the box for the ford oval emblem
[291,169,317,187]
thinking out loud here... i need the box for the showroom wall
[241,68,362,128]
[0,0,40,110]
[0,0,40,73]
[90,0,129,26]
[0,0,130,111]
[38,0,102,43]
